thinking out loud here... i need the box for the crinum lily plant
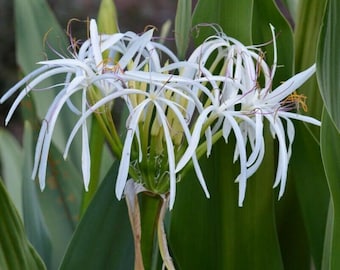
[1,19,320,269]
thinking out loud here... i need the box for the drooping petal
[176,105,215,173]
[81,88,91,191]
[116,99,150,200]
[152,102,176,209]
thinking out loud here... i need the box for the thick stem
[139,193,163,269]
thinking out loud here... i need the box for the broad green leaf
[0,129,23,216]
[322,201,334,270]
[192,0,253,45]
[170,135,283,270]
[97,0,119,34]
[320,109,340,269]
[289,122,329,269]
[139,193,162,270]
[275,177,312,270]
[0,179,46,270]
[317,0,340,133]
[295,0,326,140]
[60,162,134,270]
[22,121,52,269]
[290,1,329,268]
[175,0,192,59]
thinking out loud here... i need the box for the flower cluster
[1,20,320,209]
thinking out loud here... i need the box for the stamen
[282,91,308,112]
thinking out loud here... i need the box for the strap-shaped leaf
[320,109,340,269]
[175,0,192,59]
[192,0,253,45]
[60,162,134,270]
[317,0,340,133]
[0,179,46,270]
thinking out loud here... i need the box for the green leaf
[139,193,162,270]
[59,162,134,270]
[170,135,283,270]
[0,129,23,216]
[275,177,312,270]
[97,0,119,34]
[295,0,326,140]
[192,0,253,45]
[0,179,46,270]
[175,0,192,59]
[317,0,340,133]
[320,109,340,269]
[289,122,329,269]
[22,121,53,269]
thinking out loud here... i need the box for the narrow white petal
[154,102,176,209]
[90,19,103,73]
[118,30,154,70]
[36,81,82,188]
[39,59,95,75]
[82,122,91,191]
[81,89,91,191]
[31,121,48,187]
[4,67,73,125]
[267,116,288,196]
[279,111,321,126]
[176,106,215,173]
[224,114,247,206]
[116,100,150,199]
[160,97,210,198]
[0,65,50,103]
[116,129,135,200]
[64,89,148,158]
[246,113,264,167]
[284,117,295,159]
[267,64,316,103]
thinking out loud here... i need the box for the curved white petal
[267,64,316,103]
[116,100,149,199]
[176,105,215,173]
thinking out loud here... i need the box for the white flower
[0,20,181,193]
[65,69,210,209]
[1,19,210,209]
[177,25,321,206]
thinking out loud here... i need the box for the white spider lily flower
[239,64,320,199]
[64,70,210,209]
[0,19,192,200]
[177,26,321,206]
